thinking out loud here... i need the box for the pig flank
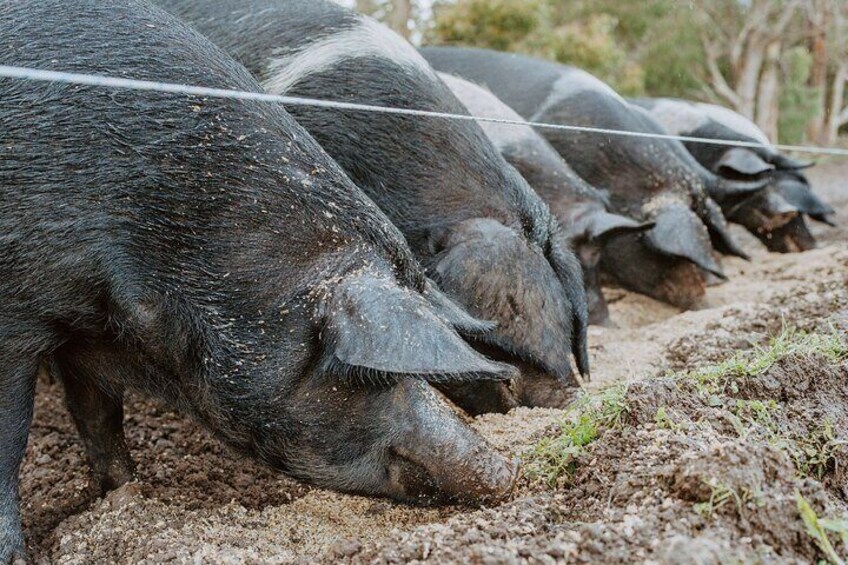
[158,0,591,411]
[422,47,749,308]
[437,72,651,325]
[0,1,517,560]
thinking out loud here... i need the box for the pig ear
[697,197,751,260]
[546,229,591,379]
[317,272,518,387]
[430,218,587,382]
[772,154,815,170]
[775,177,835,223]
[709,176,769,204]
[760,190,800,218]
[421,278,498,338]
[645,204,726,278]
[586,211,654,242]
[716,148,774,177]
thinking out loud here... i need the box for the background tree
[802,0,848,144]
[423,0,847,144]
[355,0,418,39]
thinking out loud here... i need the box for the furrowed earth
[22,160,848,564]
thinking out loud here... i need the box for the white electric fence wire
[2,64,848,157]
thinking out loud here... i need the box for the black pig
[158,0,590,413]
[632,98,834,252]
[438,73,652,325]
[423,47,768,309]
[0,2,517,561]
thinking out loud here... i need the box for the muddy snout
[387,438,516,505]
[656,261,708,310]
[512,366,580,409]
[386,381,516,505]
[759,215,817,253]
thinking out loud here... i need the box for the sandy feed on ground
[18,160,848,563]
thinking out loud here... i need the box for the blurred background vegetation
[346,0,848,145]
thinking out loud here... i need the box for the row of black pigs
[0,0,835,560]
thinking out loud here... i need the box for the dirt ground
[20,159,848,564]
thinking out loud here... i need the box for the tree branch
[700,32,742,109]
[828,62,848,138]
[771,0,804,37]
[838,106,848,128]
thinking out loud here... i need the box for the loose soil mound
[345,347,848,564]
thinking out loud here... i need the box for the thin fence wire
[1,64,848,157]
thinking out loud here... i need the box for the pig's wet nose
[464,454,517,504]
[515,372,580,409]
[701,271,726,288]
[686,295,713,311]
[444,449,517,505]
[765,210,799,230]
[388,443,516,505]
[658,263,707,310]
[587,303,612,326]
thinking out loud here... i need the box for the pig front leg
[0,354,38,565]
[58,365,135,496]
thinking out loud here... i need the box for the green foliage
[732,399,779,436]
[693,478,762,519]
[793,421,847,480]
[641,15,705,98]
[527,326,848,490]
[427,0,839,132]
[430,0,648,94]
[525,384,629,487]
[654,405,679,430]
[779,47,822,144]
[548,14,644,95]
[796,493,847,565]
[675,326,848,481]
[428,0,704,97]
[679,326,848,399]
[549,0,675,45]
[429,0,543,52]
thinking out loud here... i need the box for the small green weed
[654,406,679,430]
[525,384,629,487]
[732,399,779,436]
[693,478,762,519]
[793,421,847,480]
[680,326,847,400]
[797,493,847,565]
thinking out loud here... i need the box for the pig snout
[584,267,611,326]
[386,381,516,504]
[516,373,579,408]
[387,441,516,505]
[600,232,709,310]
[656,262,708,310]
[759,215,817,253]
